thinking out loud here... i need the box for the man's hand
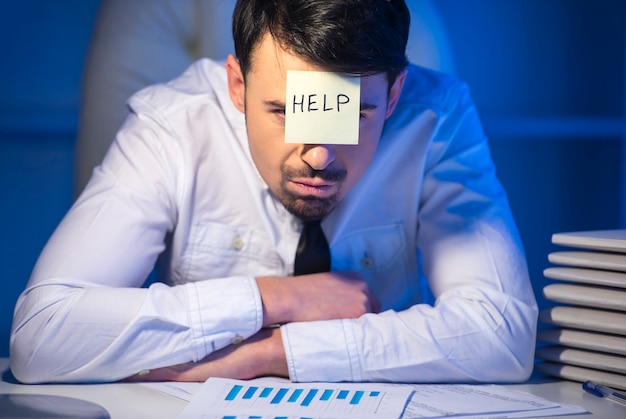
[257,271,380,327]
[125,327,287,382]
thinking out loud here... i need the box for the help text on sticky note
[285,70,360,145]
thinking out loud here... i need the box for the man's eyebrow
[264,100,285,108]
[360,102,378,111]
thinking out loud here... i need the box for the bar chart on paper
[177,377,413,419]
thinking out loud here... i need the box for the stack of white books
[535,229,626,391]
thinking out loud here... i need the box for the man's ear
[226,54,245,113]
[385,69,407,119]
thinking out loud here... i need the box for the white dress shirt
[10,59,538,384]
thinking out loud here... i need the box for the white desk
[0,358,623,418]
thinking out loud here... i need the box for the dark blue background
[0,0,623,357]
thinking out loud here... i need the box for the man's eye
[273,109,286,116]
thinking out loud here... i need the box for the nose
[300,144,336,171]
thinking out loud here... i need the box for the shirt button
[360,255,375,269]
[230,335,244,344]
[231,236,244,251]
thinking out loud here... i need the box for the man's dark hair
[232,0,410,84]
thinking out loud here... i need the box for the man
[10,0,537,384]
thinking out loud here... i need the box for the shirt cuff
[186,276,263,361]
[281,318,362,382]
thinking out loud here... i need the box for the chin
[284,197,337,221]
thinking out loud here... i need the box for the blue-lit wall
[0,1,101,357]
[436,0,625,333]
[0,1,623,357]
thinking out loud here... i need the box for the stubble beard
[278,166,346,222]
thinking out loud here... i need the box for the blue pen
[582,380,626,407]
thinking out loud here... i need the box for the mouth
[288,177,340,199]
[279,168,346,219]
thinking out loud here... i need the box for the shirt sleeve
[281,81,538,383]
[10,111,264,384]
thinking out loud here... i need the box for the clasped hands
[126,271,379,382]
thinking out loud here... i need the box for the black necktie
[294,220,331,275]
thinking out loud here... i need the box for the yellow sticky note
[285,70,360,145]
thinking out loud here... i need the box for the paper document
[146,378,587,419]
[400,384,586,418]
[177,377,412,419]
[142,381,200,402]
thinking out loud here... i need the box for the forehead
[248,34,324,84]
[246,33,389,100]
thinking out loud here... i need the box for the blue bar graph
[320,389,333,401]
[214,380,401,418]
[225,385,243,401]
[287,388,303,402]
[242,386,258,399]
[350,390,364,405]
[337,389,349,400]
[301,389,318,407]
[270,388,289,404]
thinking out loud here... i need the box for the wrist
[257,327,289,378]
[256,276,292,326]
